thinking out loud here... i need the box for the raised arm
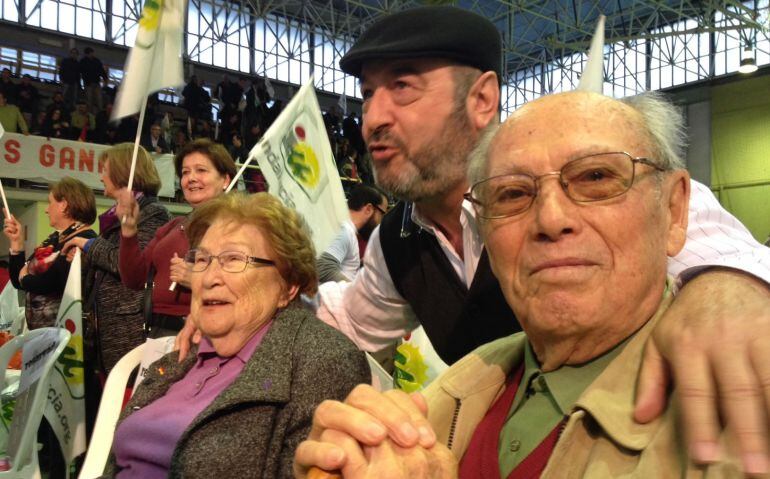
[316,226,419,352]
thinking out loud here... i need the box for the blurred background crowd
[0,46,373,193]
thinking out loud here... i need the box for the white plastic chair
[77,342,145,479]
[0,327,71,479]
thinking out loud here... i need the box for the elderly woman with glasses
[106,192,369,479]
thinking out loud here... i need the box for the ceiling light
[739,46,758,74]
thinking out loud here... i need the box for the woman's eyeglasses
[184,249,275,273]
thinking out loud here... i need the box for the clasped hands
[172,269,770,476]
[293,385,456,479]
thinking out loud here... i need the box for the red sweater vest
[458,365,567,479]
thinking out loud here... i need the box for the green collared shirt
[497,281,671,477]
[497,337,629,477]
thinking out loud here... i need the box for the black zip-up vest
[379,202,522,365]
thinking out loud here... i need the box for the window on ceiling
[188,0,251,73]
[25,0,107,41]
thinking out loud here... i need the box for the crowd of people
[1,5,770,479]
[0,50,369,188]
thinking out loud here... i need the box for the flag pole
[0,178,10,219]
[123,97,148,223]
[227,154,254,193]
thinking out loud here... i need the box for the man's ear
[664,170,691,257]
[363,203,375,218]
[467,71,500,131]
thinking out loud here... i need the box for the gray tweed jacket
[84,196,170,373]
[107,302,370,478]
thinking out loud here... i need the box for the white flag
[112,0,185,119]
[45,250,86,474]
[0,281,24,335]
[337,92,347,115]
[577,15,606,93]
[245,79,348,255]
[264,76,275,100]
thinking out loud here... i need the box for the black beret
[340,6,502,80]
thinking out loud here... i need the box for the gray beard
[372,108,475,203]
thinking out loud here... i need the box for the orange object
[307,467,342,479]
[8,351,21,370]
[0,332,22,369]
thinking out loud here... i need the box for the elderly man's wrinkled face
[190,220,295,355]
[480,92,689,368]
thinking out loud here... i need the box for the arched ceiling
[244,0,769,81]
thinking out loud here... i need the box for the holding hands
[293,385,455,479]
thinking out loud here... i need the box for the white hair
[466,91,688,187]
[620,91,687,170]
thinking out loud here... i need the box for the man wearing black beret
[295,4,770,476]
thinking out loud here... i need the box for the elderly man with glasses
[294,91,750,477]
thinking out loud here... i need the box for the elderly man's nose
[533,180,579,241]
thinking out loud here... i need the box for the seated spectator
[40,108,70,139]
[218,110,241,146]
[317,185,388,283]
[323,105,342,136]
[227,133,248,163]
[116,113,139,143]
[242,110,264,149]
[295,92,748,477]
[197,119,215,140]
[94,101,114,143]
[16,74,39,123]
[106,192,370,478]
[142,123,170,154]
[342,111,365,156]
[70,101,96,140]
[103,125,119,145]
[0,91,28,134]
[46,91,71,122]
[171,129,188,154]
[30,110,47,136]
[0,68,16,104]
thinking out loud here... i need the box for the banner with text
[45,250,86,475]
[0,133,176,198]
[247,79,348,255]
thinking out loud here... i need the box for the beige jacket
[424,292,743,478]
